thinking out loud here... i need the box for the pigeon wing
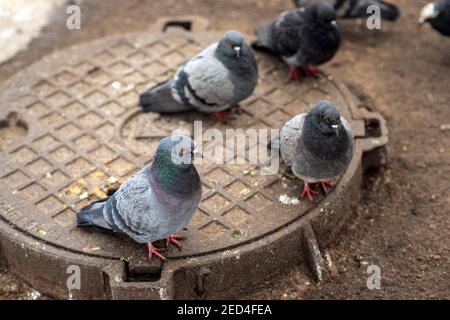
[343,0,400,21]
[175,44,235,113]
[272,10,305,57]
[280,113,306,167]
[104,167,162,243]
[341,116,354,141]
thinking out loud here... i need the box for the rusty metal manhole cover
[0,18,388,299]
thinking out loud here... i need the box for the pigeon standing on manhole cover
[253,2,341,80]
[77,135,202,261]
[139,31,258,123]
[275,100,354,203]
[293,0,400,22]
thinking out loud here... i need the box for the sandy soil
[0,0,449,299]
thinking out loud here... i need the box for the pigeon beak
[233,46,241,58]
[331,124,339,137]
[330,20,337,27]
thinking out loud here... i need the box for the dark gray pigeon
[139,31,258,123]
[77,134,202,261]
[253,2,340,80]
[294,0,400,21]
[278,100,354,202]
[419,0,450,36]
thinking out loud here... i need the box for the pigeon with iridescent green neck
[76,134,202,261]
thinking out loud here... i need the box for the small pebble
[29,289,41,300]
[111,81,121,91]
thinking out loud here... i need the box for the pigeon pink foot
[147,243,166,261]
[213,111,234,123]
[166,234,185,250]
[318,180,334,193]
[300,181,319,203]
[302,65,320,77]
[289,67,301,80]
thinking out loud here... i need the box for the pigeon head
[307,100,342,136]
[156,134,197,170]
[309,2,338,26]
[419,2,440,24]
[218,31,245,58]
[152,134,200,194]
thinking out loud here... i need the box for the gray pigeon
[139,31,258,123]
[294,0,400,21]
[278,101,354,202]
[253,2,340,80]
[77,135,202,261]
[419,0,450,36]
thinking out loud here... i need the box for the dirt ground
[0,0,449,300]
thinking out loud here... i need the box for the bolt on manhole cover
[0,17,388,299]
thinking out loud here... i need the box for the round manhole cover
[0,19,388,299]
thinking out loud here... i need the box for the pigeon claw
[147,243,166,261]
[213,111,234,123]
[301,65,320,77]
[166,234,185,250]
[289,67,301,81]
[318,181,334,193]
[300,182,319,203]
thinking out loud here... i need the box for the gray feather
[77,134,202,246]
[254,3,341,68]
[280,112,354,183]
[140,32,258,115]
[254,23,275,50]
[280,113,306,167]
[77,201,113,230]
[179,44,236,112]
[139,78,192,113]
[100,165,201,244]
[294,0,400,21]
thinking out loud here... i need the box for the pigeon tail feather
[253,24,274,52]
[77,201,112,230]
[379,2,400,21]
[139,79,191,113]
[344,0,400,21]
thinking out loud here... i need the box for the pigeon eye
[321,115,329,124]
[179,147,188,157]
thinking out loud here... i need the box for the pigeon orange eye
[179,148,188,156]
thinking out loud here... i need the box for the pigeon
[253,2,341,80]
[293,0,334,8]
[419,0,450,36]
[293,0,400,21]
[276,100,354,203]
[139,31,258,123]
[76,134,202,261]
